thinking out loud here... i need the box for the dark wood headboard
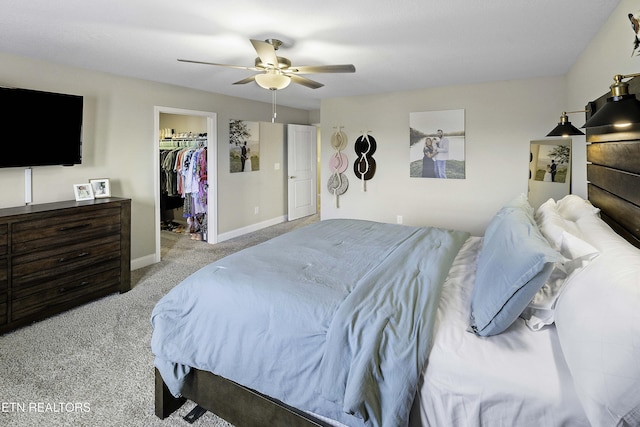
[585,76,640,249]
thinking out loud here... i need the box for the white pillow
[535,198,582,251]
[554,214,640,426]
[555,194,600,222]
[522,231,598,331]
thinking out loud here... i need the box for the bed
[152,84,640,427]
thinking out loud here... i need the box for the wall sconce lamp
[547,110,586,137]
[582,73,640,128]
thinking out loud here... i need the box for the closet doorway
[153,107,217,263]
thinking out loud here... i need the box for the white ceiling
[0,0,621,110]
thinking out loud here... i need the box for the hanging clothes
[160,148,184,212]
[160,138,208,237]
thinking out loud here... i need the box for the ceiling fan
[178,38,356,90]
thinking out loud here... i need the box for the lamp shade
[255,72,291,90]
[547,111,585,137]
[547,121,584,137]
[582,94,640,128]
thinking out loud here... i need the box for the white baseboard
[131,253,157,270]
[216,215,287,242]
[131,215,288,271]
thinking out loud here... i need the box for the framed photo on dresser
[73,183,95,201]
[89,178,111,198]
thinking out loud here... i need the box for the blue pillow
[469,203,563,336]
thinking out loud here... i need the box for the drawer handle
[59,281,90,293]
[58,252,90,263]
[58,224,91,232]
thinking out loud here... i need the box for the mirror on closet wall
[528,139,572,209]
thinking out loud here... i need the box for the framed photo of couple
[409,109,466,179]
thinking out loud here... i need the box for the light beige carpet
[0,214,318,427]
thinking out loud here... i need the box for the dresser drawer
[0,292,7,325]
[0,224,7,257]
[11,265,121,322]
[12,236,121,287]
[12,206,121,254]
[12,259,120,300]
[0,257,6,292]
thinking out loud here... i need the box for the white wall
[320,77,567,236]
[0,52,310,263]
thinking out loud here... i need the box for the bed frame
[154,79,640,426]
[585,75,640,249]
[155,367,332,426]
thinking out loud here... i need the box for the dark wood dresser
[0,197,131,334]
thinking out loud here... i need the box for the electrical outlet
[254,206,259,214]
[396,215,403,224]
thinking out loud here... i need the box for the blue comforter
[151,219,468,427]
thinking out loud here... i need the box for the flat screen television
[0,87,83,167]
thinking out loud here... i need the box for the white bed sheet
[413,237,590,427]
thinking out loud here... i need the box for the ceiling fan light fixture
[179,37,353,91]
[255,71,291,90]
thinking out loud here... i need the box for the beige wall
[0,1,629,263]
[318,1,635,237]
[320,76,567,236]
[0,52,310,264]
[567,0,639,197]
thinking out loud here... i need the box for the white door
[287,124,317,220]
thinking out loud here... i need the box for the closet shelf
[159,137,207,149]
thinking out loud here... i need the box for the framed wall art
[409,109,466,179]
[528,139,571,209]
[229,119,260,173]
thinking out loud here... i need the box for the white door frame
[153,106,218,263]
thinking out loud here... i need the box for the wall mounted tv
[0,87,83,168]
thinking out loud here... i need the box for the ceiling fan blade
[232,75,257,85]
[177,58,259,71]
[250,39,279,68]
[289,74,324,89]
[288,64,356,74]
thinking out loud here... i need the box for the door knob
[289,176,296,179]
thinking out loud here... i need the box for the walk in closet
[159,113,208,241]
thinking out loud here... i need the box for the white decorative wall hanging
[328,126,349,207]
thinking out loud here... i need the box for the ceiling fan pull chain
[271,89,277,123]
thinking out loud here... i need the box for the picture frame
[229,119,260,173]
[89,178,111,198]
[73,183,95,201]
[409,109,466,179]
[528,139,572,209]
